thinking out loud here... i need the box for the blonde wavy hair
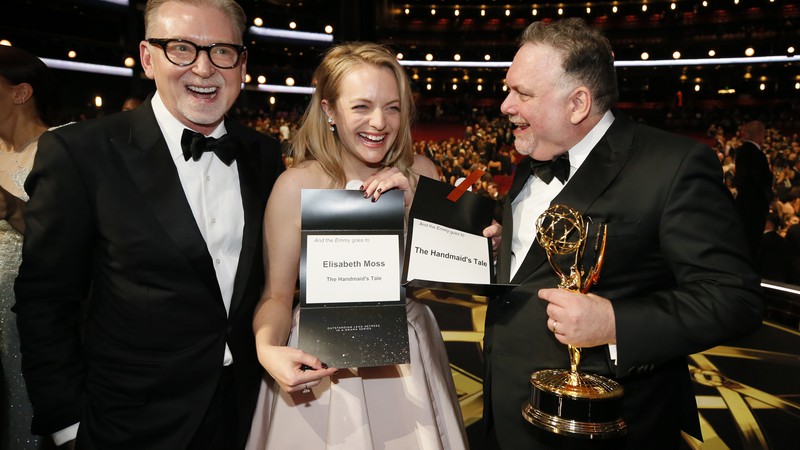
[291,42,416,188]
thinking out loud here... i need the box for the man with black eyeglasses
[14,1,283,449]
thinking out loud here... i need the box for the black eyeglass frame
[146,38,247,69]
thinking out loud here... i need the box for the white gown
[245,298,468,450]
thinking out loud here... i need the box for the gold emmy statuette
[521,204,627,439]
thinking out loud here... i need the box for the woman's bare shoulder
[411,154,439,180]
[275,160,331,191]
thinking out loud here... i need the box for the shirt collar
[150,92,228,161]
[565,110,615,172]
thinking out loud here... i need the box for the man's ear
[140,41,155,80]
[12,83,33,105]
[239,51,248,83]
[569,86,592,125]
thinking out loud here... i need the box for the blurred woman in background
[0,44,60,450]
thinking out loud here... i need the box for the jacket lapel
[116,98,223,302]
[226,124,262,319]
[509,114,636,283]
[496,157,532,283]
[506,156,532,201]
[553,117,634,214]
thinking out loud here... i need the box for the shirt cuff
[52,423,79,446]
[608,344,617,365]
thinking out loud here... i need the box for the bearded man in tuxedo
[483,17,763,450]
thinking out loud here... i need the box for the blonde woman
[248,43,479,449]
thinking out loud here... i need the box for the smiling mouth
[511,122,530,132]
[187,85,218,97]
[358,133,387,144]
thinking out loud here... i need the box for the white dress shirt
[509,111,614,279]
[508,110,618,363]
[152,92,244,366]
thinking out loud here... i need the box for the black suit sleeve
[613,141,764,376]
[14,130,94,434]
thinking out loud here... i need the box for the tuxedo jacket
[14,97,283,449]
[484,114,763,449]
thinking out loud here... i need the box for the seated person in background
[0,43,61,450]
[757,212,790,282]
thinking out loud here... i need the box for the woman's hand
[0,185,24,233]
[257,344,338,394]
[360,166,415,207]
[483,220,502,260]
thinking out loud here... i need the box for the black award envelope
[403,176,517,296]
[299,189,409,367]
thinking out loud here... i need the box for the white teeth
[359,133,385,142]
[188,86,217,94]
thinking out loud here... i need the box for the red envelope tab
[447,169,486,202]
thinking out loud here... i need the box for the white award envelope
[299,189,408,367]
[403,176,517,296]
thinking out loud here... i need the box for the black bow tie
[181,129,238,166]
[530,153,570,184]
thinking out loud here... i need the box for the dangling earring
[327,116,336,132]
